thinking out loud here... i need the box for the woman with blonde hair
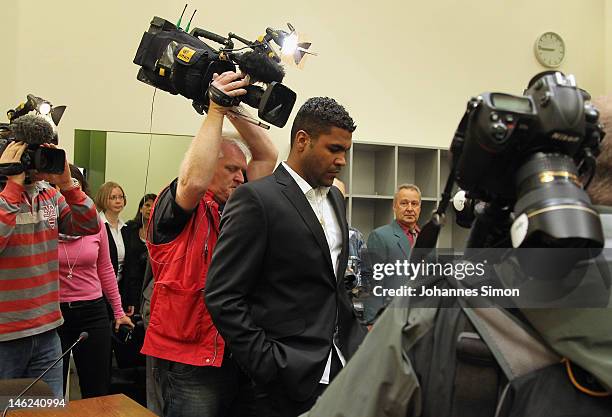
[95,181,134,315]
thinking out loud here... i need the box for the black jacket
[122,221,148,311]
[205,165,367,401]
[104,221,140,309]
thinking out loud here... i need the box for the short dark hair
[133,193,158,227]
[290,97,356,146]
[69,164,90,197]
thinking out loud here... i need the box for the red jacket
[141,191,224,366]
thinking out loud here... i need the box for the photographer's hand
[0,142,27,186]
[34,143,73,190]
[208,71,249,114]
[115,314,135,332]
[176,70,250,212]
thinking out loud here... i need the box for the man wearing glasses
[366,184,422,320]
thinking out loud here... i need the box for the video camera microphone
[0,95,67,177]
[1,332,88,417]
[9,114,55,145]
[232,50,285,84]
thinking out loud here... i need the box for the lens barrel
[513,152,603,248]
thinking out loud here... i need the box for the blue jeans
[0,329,63,398]
[146,355,164,415]
[159,353,255,417]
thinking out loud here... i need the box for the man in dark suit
[366,184,422,319]
[368,184,422,259]
[205,97,367,417]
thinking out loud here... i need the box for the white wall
[0,0,607,161]
[0,3,18,107]
[105,132,193,217]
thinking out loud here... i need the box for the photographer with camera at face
[0,111,100,398]
[298,79,612,417]
[141,70,278,417]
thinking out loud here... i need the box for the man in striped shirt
[0,138,100,398]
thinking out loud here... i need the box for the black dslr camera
[453,72,602,202]
[417,72,605,250]
[0,95,67,176]
[133,16,304,127]
[114,324,134,344]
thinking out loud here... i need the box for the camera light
[281,33,299,55]
[38,102,51,115]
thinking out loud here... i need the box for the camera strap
[208,84,241,108]
[0,163,24,176]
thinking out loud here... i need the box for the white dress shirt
[282,162,346,384]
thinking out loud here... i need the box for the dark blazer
[365,220,413,317]
[104,222,133,309]
[205,164,366,401]
[367,220,413,264]
[104,222,129,276]
[122,221,148,311]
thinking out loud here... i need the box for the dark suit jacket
[365,220,413,316]
[122,221,148,310]
[367,220,413,264]
[104,222,129,277]
[205,164,366,401]
[104,222,134,309]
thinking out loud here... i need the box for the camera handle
[0,163,24,176]
[208,84,242,108]
[190,28,231,48]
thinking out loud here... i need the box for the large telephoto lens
[513,152,603,248]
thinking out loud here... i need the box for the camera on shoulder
[133,15,314,127]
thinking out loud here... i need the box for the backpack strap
[461,306,559,381]
[450,305,560,417]
[451,319,500,417]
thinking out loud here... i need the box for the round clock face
[534,32,565,68]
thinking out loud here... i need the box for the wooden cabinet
[340,142,470,248]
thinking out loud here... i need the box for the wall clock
[534,32,565,68]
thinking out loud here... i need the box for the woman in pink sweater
[57,166,133,398]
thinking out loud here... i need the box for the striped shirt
[0,179,100,342]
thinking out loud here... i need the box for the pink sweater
[58,218,125,319]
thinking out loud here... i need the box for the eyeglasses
[398,200,421,208]
[109,195,125,201]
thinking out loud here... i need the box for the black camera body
[446,72,605,249]
[114,324,133,344]
[454,72,603,203]
[0,137,65,175]
[133,16,297,127]
[0,110,66,176]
